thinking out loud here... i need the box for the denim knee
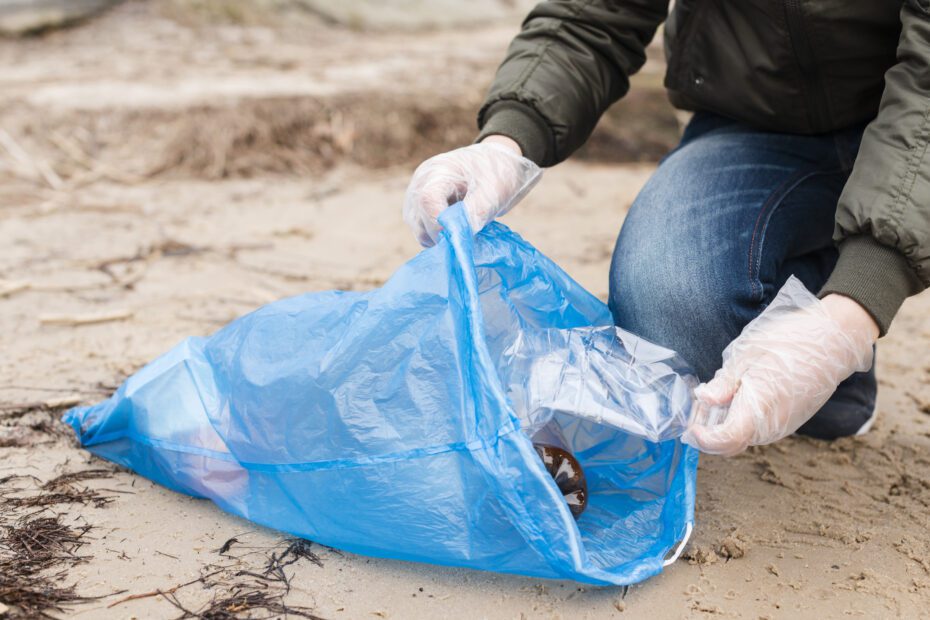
[608,215,746,381]
[607,114,854,383]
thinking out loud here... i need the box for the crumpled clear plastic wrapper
[501,326,698,443]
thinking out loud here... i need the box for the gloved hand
[403,138,542,247]
[682,276,877,456]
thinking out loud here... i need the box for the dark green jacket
[477,0,930,334]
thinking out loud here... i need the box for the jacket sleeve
[476,0,669,167]
[821,1,930,335]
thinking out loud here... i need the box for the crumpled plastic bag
[503,326,697,443]
[64,203,698,586]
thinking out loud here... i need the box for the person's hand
[682,277,877,456]
[403,136,542,246]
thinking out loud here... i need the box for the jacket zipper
[783,0,831,132]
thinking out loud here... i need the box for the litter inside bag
[65,203,699,586]
[503,326,697,443]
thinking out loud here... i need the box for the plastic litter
[503,326,697,443]
[65,203,698,586]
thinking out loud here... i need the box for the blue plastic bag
[65,204,698,586]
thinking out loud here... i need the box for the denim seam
[747,167,846,301]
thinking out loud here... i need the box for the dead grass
[0,515,96,618]
[105,536,330,618]
[0,468,119,617]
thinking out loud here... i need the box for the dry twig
[39,309,133,326]
[0,128,63,190]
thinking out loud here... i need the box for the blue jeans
[608,113,876,439]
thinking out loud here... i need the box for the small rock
[716,535,749,559]
[684,545,719,566]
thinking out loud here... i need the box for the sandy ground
[2,2,930,618]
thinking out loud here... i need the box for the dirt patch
[0,0,679,191]
[575,89,682,164]
[1,89,679,189]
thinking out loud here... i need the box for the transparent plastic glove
[403,142,542,246]
[682,276,876,456]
